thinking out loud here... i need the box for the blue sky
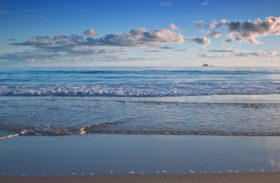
[1,0,280,66]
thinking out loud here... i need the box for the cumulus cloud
[223,39,232,44]
[209,19,227,29]
[86,28,184,47]
[209,16,280,44]
[160,2,172,7]
[83,29,97,37]
[205,30,222,38]
[186,37,211,46]
[12,28,184,49]
[6,27,187,64]
[12,34,85,51]
[168,23,177,30]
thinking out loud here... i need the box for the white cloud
[199,50,279,58]
[160,2,172,7]
[209,19,227,29]
[234,50,278,57]
[208,49,235,53]
[198,53,230,58]
[205,30,222,38]
[83,29,97,37]
[87,28,184,47]
[6,27,186,64]
[201,1,208,6]
[12,28,184,49]
[209,16,280,44]
[223,39,232,44]
[168,23,177,30]
[186,37,211,46]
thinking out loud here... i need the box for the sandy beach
[1,173,280,183]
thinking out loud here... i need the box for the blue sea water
[1,66,280,176]
[0,66,280,137]
[1,66,280,96]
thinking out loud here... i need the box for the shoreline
[1,173,280,183]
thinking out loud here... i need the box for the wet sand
[1,173,280,183]
[1,135,280,175]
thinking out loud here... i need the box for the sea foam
[0,82,279,97]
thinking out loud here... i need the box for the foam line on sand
[1,173,280,183]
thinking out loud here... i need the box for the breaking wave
[1,82,280,97]
[0,121,123,139]
[2,124,280,139]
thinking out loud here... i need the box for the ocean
[1,66,280,175]
[1,66,280,137]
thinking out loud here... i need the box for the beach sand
[1,173,280,183]
[1,135,280,175]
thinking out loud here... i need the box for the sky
[0,0,280,66]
